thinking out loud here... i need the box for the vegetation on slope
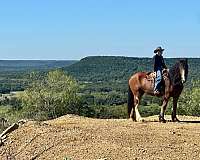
[64,56,199,84]
[0,56,200,132]
[0,60,77,93]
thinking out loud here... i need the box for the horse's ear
[183,58,188,64]
[180,58,188,64]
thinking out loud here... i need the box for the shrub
[19,70,80,120]
[178,83,200,116]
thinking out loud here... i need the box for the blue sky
[0,0,199,60]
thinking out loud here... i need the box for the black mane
[169,59,188,85]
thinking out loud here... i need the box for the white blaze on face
[181,68,185,83]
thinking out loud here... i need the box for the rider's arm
[153,55,156,71]
[161,56,167,69]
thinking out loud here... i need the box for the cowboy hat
[154,46,165,53]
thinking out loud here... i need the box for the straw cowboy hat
[154,46,165,53]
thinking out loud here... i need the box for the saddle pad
[146,72,156,81]
[146,69,169,81]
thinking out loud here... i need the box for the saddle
[146,69,169,81]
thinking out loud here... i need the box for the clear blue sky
[0,0,199,60]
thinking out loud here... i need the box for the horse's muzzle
[181,79,186,83]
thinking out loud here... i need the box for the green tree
[178,81,200,116]
[20,70,79,120]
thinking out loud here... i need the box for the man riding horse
[153,46,167,95]
[128,46,188,122]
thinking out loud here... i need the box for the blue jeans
[154,70,162,91]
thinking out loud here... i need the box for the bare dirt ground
[1,115,200,160]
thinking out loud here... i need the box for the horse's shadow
[142,119,200,123]
[178,120,200,123]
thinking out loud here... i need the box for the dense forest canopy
[64,56,199,84]
[0,60,77,93]
[0,60,76,71]
[0,57,199,94]
[62,56,199,98]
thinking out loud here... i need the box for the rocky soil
[1,115,200,160]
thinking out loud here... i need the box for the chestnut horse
[128,59,188,122]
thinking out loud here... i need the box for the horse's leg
[134,93,143,122]
[129,103,136,121]
[172,96,180,122]
[128,86,136,121]
[159,96,169,123]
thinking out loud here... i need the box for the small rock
[2,138,6,142]
[1,135,7,140]
[18,119,28,125]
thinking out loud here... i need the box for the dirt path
[1,115,200,160]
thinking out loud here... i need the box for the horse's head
[179,59,188,83]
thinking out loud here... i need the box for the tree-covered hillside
[0,60,77,93]
[0,56,199,95]
[64,56,200,87]
[0,60,76,71]
[0,56,200,126]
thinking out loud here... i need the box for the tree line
[0,56,200,131]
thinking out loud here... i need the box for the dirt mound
[1,115,200,160]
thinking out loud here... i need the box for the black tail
[128,85,134,118]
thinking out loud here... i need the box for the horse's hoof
[160,119,166,123]
[172,118,180,122]
[159,116,166,123]
[129,118,136,122]
[137,118,144,122]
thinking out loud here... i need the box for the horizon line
[0,55,199,61]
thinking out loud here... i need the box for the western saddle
[146,69,169,81]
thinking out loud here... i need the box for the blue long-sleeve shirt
[153,54,167,71]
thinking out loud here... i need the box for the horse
[128,59,188,122]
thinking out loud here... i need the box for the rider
[153,46,167,94]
